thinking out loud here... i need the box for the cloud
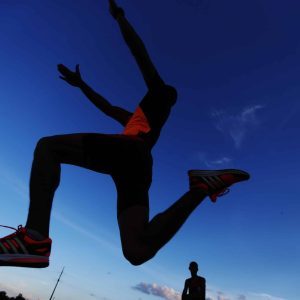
[133,282,181,300]
[210,157,232,166]
[132,282,286,300]
[216,291,231,300]
[250,292,286,300]
[133,284,240,300]
[206,290,286,300]
[197,152,232,168]
[211,105,264,148]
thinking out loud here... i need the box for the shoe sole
[0,254,49,268]
[188,169,250,180]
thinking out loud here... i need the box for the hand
[57,64,83,87]
[109,0,125,19]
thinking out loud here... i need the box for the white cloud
[133,283,287,300]
[250,292,286,300]
[216,291,231,300]
[133,282,181,300]
[200,289,286,300]
[210,157,232,166]
[197,152,232,168]
[211,105,264,148]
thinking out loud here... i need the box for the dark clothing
[83,83,177,214]
[82,133,153,215]
[26,84,177,236]
[84,84,177,215]
[183,276,206,300]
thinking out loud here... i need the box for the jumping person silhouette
[0,0,250,268]
[182,261,206,300]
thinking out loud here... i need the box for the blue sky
[0,0,299,299]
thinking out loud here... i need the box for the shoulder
[197,276,206,283]
[150,83,177,106]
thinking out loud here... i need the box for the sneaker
[0,225,51,268]
[188,169,250,202]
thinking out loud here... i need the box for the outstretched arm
[57,64,132,126]
[109,0,165,89]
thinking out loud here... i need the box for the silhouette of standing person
[182,262,206,300]
[0,0,250,268]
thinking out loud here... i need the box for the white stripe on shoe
[14,237,29,254]
[211,175,227,188]
[198,175,226,190]
[6,240,18,254]
[0,242,8,254]
[200,176,217,189]
[207,176,221,189]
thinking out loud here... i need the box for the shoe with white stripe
[188,169,250,202]
[0,225,51,268]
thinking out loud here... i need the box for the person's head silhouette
[189,261,198,276]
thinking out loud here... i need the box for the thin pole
[49,267,65,300]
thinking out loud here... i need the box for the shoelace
[0,225,24,239]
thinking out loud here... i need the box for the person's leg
[117,189,207,266]
[25,133,123,238]
[0,133,150,268]
[117,167,250,265]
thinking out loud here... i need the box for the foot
[188,169,250,202]
[0,225,51,268]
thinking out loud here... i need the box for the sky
[0,0,299,299]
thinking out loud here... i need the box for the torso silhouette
[182,275,206,300]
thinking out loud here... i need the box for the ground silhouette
[0,291,26,300]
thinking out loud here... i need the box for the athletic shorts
[82,134,153,216]
[82,83,177,215]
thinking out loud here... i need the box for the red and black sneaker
[188,169,250,202]
[0,225,51,268]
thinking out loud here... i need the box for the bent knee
[124,254,144,266]
[122,247,156,266]
[34,136,61,159]
[35,136,55,149]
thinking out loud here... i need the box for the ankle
[188,188,208,199]
[26,228,47,241]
